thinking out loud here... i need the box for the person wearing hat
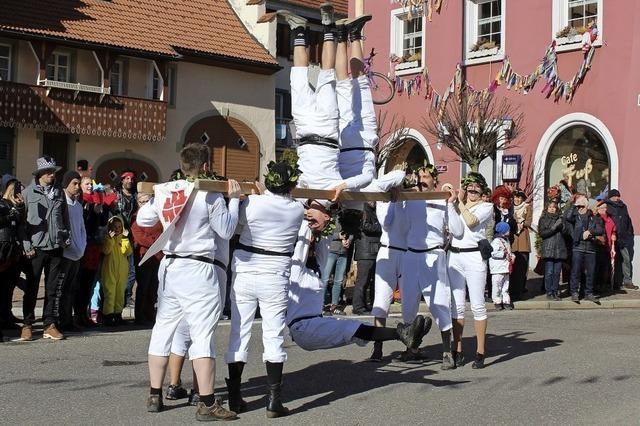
[448,172,494,369]
[59,171,87,331]
[604,189,638,290]
[564,194,604,302]
[538,200,568,300]
[21,156,70,341]
[490,221,515,310]
[113,170,137,307]
[510,188,532,301]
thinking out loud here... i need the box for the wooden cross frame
[137,180,449,202]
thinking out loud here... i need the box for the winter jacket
[493,205,517,244]
[0,199,25,267]
[22,179,70,252]
[538,211,568,260]
[605,199,634,249]
[489,236,513,274]
[328,222,352,255]
[563,206,604,253]
[354,203,381,261]
[511,202,532,253]
[101,225,133,289]
[111,189,137,230]
[131,215,164,262]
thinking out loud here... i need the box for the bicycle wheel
[369,71,395,105]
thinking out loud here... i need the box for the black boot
[335,19,348,43]
[225,377,247,414]
[345,14,372,42]
[266,382,289,418]
[265,362,289,418]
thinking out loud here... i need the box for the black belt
[408,245,444,253]
[340,147,375,153]
[236,243,293,257]
[297,135,339,149]
[288,314,322,328]
[449,246,480,253]
[166,254,226,270]
[381,244,407,252]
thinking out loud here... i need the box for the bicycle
[363,48,395,105]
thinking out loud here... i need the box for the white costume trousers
[401,250,453,331]
[171,266,227,357]
[371,246,404,318]
[289,317,366,351]
[448,251,488,321]
[225,272,289,364]
[291,67,339,141]
[491,273,511,305]
[148,258,221,359]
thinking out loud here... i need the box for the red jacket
[130,216,164,262]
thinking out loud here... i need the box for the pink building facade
[356,0,639,259]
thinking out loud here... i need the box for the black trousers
[510,252,530,300]
[59,258,81,327]
[352,259,375,312]
[0,262,20,322]
[23,248,65,327]
[74,266,98,319]
[135,256,160,322]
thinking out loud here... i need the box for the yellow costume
[101,218,133,316]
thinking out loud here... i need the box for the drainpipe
[27,41,41,85]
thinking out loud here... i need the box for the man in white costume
[396,165,462,369]
[225,161,305,419]
[136,144,240,421]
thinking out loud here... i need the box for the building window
[151,67,160,100]
[464,0,505,64]
[276,23,292,59]
[553,0,602,51]
[167,65,177,107]
[46,52,71,82]
[545,125,610,206]
[390,8,424,75]
[0,44,11,81]
[110,60,124,95]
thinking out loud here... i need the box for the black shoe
[396,315,426,349]
[504,303,514,310]
[345,14,372,41]
[352,309,372,316]
[188,389,200,406]
[471,353,486,369]
[494,303,504,310]
[441,352,455,370]
[452,350,465,368]
[552,294,561,301]
[571,293,579,302]
[147,394,164,413]
[584,294,599,302]
[225,377,247,414]
[166,384,188,400]
[397,348,429,363]
[266,383,290,418]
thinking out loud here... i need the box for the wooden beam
[138,180,448,201]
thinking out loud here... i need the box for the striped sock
[323,31,334,42]
[293,26,308,47]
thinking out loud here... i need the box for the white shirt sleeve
[475,202,495,227]
[208,195,239,240]
[136,197,160,227]
[448,203,464,238]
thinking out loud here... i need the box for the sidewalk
[11,272,640,322]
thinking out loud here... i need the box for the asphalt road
[1,310,638,425]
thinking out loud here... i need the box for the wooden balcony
[0,80,167,142]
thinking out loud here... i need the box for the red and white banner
[139,180,195,265]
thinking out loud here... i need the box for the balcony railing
[0,80,166,142]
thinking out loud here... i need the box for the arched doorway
[383,129,434,173]
[95,157,159,184]
[184,116,260,181]
[545,124,610,206]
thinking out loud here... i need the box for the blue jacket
[563,206,604,254]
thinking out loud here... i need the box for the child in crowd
[490,222,515,310]
[101,216,132,326]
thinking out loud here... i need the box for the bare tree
[422,87,524,172]
[375,110,410,169]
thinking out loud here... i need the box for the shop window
[545,125,610,207]
[390,8,424,75]
[464,0,505,64]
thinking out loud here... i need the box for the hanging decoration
[388,29,598,110]
[392,0,445,21]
